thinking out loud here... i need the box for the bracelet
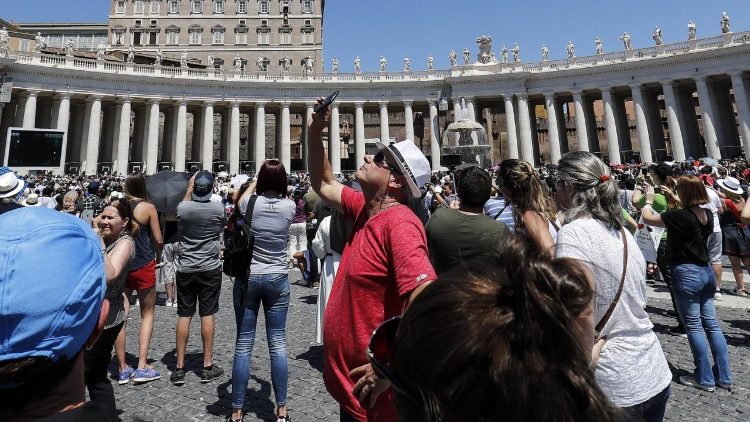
[645,202,653,206]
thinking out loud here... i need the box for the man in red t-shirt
[307,97,437,422]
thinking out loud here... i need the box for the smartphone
[641,167,648,176]
[314,91,339,116]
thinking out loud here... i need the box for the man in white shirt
[702,186,724,298]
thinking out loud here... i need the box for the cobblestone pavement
[112,271,750,421]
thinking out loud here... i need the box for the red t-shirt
[323,187,436,422]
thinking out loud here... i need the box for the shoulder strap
[245,195,258,229]
[492,202,510,220]
[595,228,628,335]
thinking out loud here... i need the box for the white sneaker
[714,289,723,300]
[171,300,178,308]
[164,299,173,307]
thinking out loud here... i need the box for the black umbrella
[146,171,192,213]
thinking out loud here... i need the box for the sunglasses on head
[367,316,443,421]
[374,151,402,175]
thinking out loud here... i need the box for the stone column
[630,84,653,163]
[544,93,562,164]
[354,101,366,164]
[191,107,203,162]
[503,94,519,159]
[661,81,686,161]
[465,97,478,145]
[84,95,103,174]
[115,98,131,175]
[428,100,441,170]
[303,102,315,170]
[145,99,160,174]
[22,90,39,129]
[329,104,341,173]
[202,102,214,171]
[55,93,71,132]
[516,94,534,164]
[254,102,266,172]
[601,89,621,164]
[228,101,241,174]
[572,91,590,152]
[695,76,721,159]
[731,73,750,159]
[379,101,390,143]
[173,100,188,172]
[403,101,415,141]
[280,102,291,171]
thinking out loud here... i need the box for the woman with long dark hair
[642,175,733,392]
[555,152,671,421]
[230,159,296,422]
[115,173,164,384]
[497,159,559,254]
[388,236,622,422]
[85,199,137,420]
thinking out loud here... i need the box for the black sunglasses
[367,316,443,421]
[374,151,402,176]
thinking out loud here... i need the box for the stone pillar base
[689,40,698,51]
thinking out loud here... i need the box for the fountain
[443,98,492,168]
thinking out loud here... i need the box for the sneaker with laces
[200,364,224,383]
[714,289,723,300]
[118,366,135,385]
[679,375,715,392]
[133,366,161,383]
[171,300,179,308]
[170,368,186,386]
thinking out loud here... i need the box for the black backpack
[223,196,258,277]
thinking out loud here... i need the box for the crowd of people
[0,97,746,421]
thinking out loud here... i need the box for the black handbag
[223,196,258,277]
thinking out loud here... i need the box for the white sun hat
[375,139,431,198]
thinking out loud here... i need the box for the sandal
[734,288,749,297]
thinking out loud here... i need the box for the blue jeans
[231,273,290,409]
[671,263,732,387]
[622,385,670,422]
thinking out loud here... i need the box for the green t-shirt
[637,193,669,239]
[425,208,511,275]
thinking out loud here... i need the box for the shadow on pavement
[296,345,324,373]
[299,294,318,305]
[207,376,275,421]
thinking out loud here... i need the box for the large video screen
[4,128,66,169]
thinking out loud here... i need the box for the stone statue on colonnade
[96,43,106,60]
[403,57,410,72]
[331,57,339,73]
[688,21,697,40]
[180,51,188,68]
[427,54,434,70]
[234,56,243,72]
[281,56,291,72]
[595,36,604,55]
[126,47,134,63]
[256,56,267,71]
[207,53,214,68]
[566,41,575,59]
[541,44,549,61]
[652,26,663,45]
[449,50,457,67]
[354,56,361,73]
[620,32,633,50]
[34,32,47,52]
[303,57,315,74]
[155,49,163,65]
[476,35,494,64]
[721,12,731,34]
[379,56,387,72]
[462,48,471,64]
[0,27,8,57]
[512,43,520,62]
[501,45,509,63]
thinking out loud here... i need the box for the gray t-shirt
[240,194,295,275]
[176,200,226,273]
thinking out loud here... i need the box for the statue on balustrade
[566,41,575,59]
[595,36,604,54]
[541,44,549,61]
[721,12,731,34]
[476,35,494,64]
[403,57,410,72]
[234,56,243,72]
[512,43,521,62]
[64,39,75,57]
[379,56,387,72]
[427,54,434,70]
[155,49,163,65]
[688,21,697,40]
[180,51,188,68]
[280,56,291,73]
[96,43,106,61]
[354,56,361,73]
[620,32,633,50]
[127,46,134,63]
[303,57,315,74]
[0,27,8,57]
[207,53,214,68]
[462,48,471,64]
[501,45,509,63]
[256,56,267,71]
[652,26,663,45]
[34,32,47,53]
[449,50,457,67]
[331,57,339,73]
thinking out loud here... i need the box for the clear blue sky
[2,0,747,71]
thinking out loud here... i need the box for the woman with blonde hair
[497,159,559,253]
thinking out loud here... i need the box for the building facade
[108,0,324,73]
[1,26,750,176]
[16,23,109,51]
